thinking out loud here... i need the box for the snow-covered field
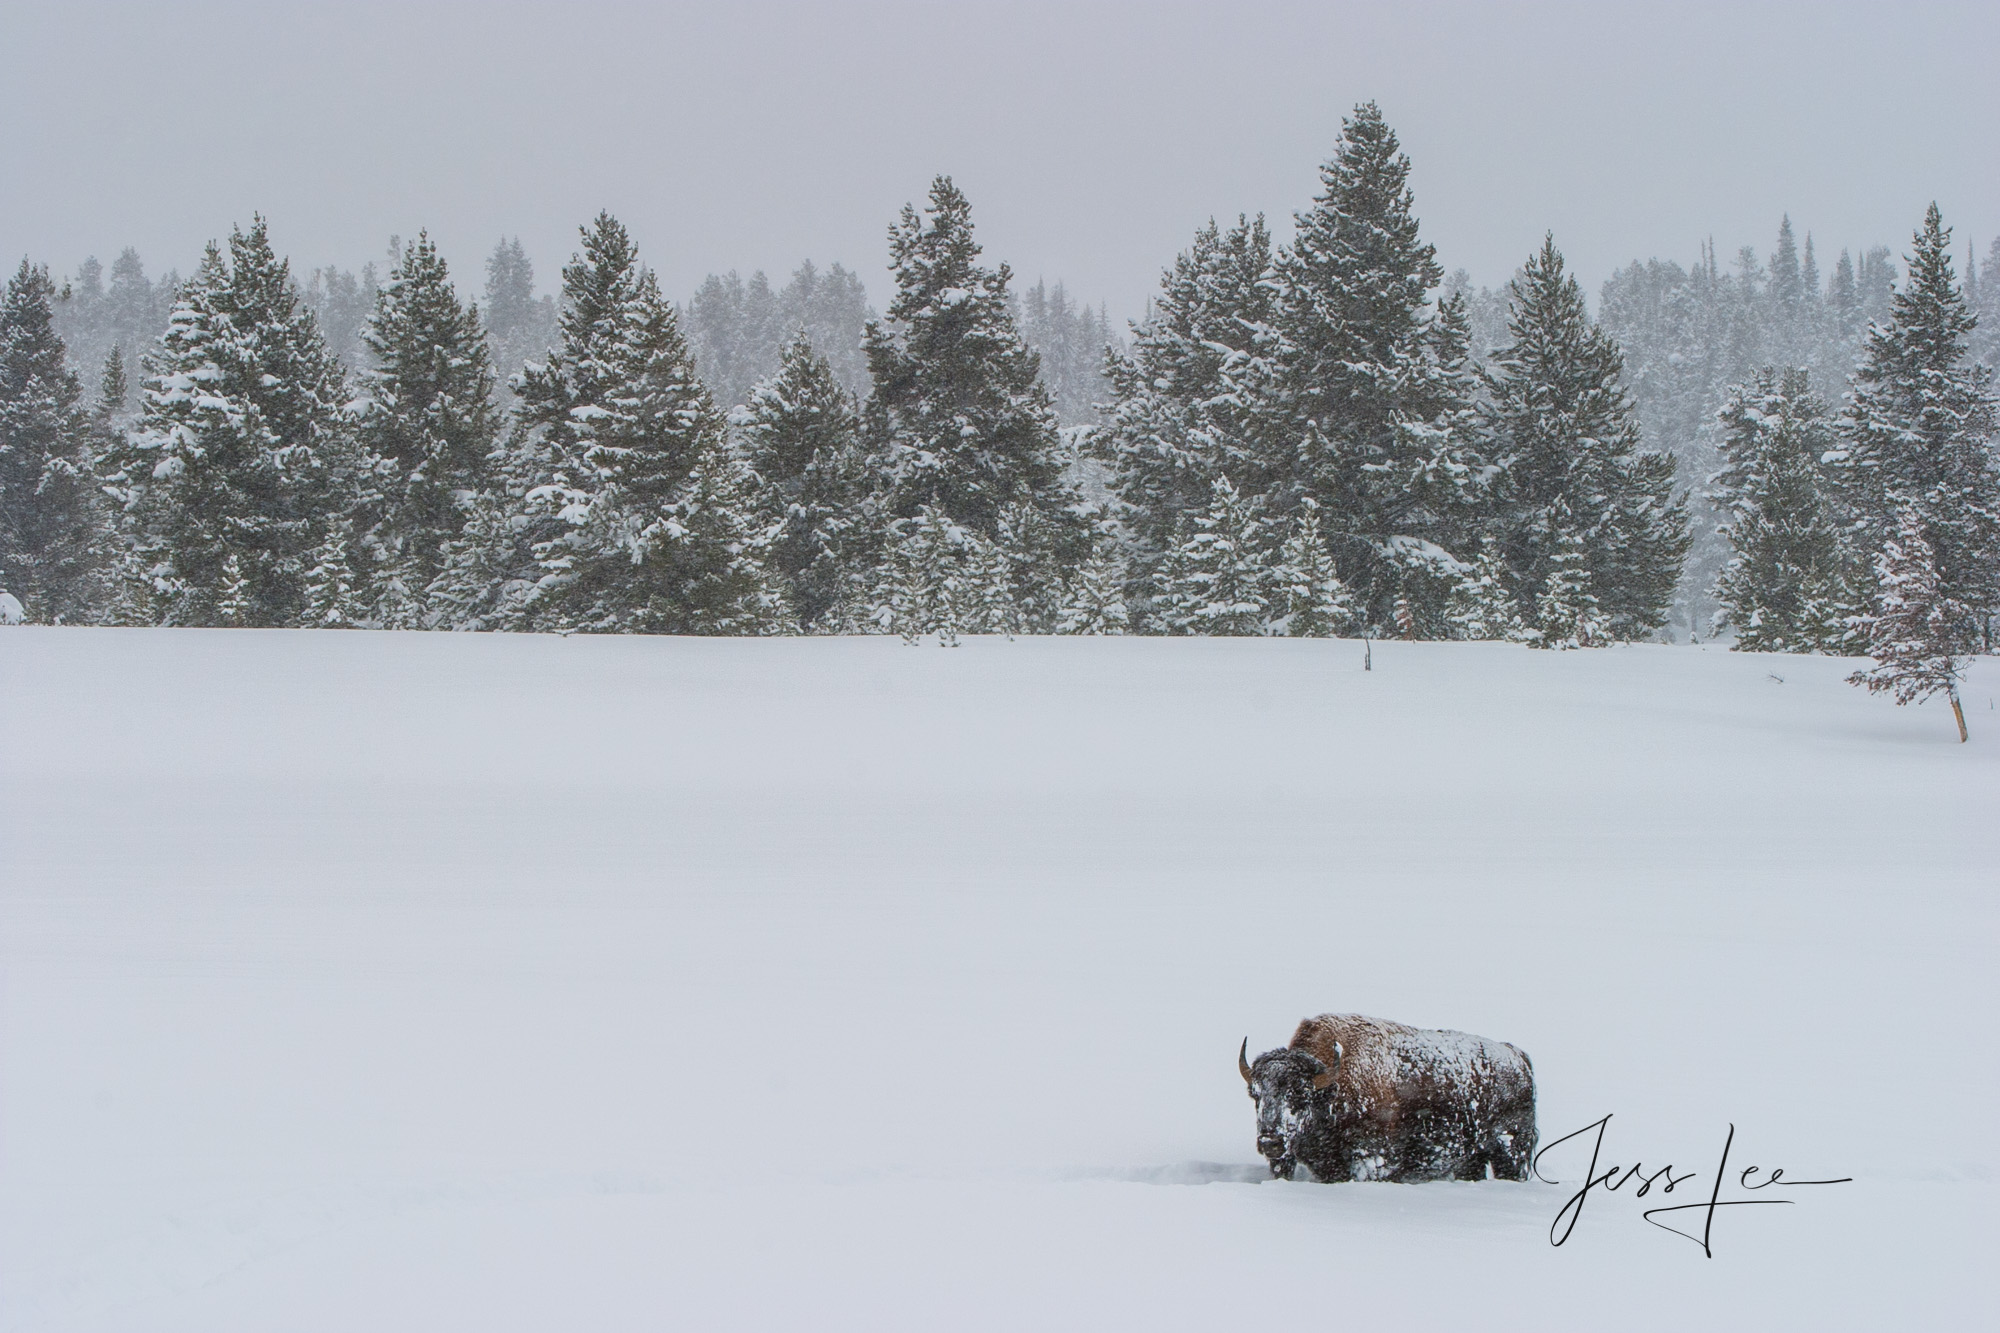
[2,629,1993,1331]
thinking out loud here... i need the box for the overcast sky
[3,0,1995,322]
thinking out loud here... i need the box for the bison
[1239,1013,1536,1182]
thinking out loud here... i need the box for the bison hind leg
[1486,1121,1535,1181]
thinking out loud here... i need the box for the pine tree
[736,331,866,628]
[427,483,537,632]
[870,504,1013,646]
[215,551,252,626]
[1263,102,1486,629]
[51,250,173,414]
[1017,279,1116,425]
[0,260,102,622]
[301,519,360,627]
[103,219,355,626]
[303,260,379,380]
[512,213,781,633]
[1970,235,2000,372]
[1054,539,1130,634]
[1710,369,1861,652]
[1155,475,1276,636]
[353,231,501,626]
[1829,249,1861,333]
[686,270,782,412]
[1593,218,1881,643]
[1827,204,2000,649]
[1447,539,1532,642]
[1534,522,1612,649]
[1480,235,1691,640]
[107,250,169,395]
[642,442,794,635]
[1768,216,1803,316]
[686,261,876,410]
[1100,215,1279,623]
[778,260,874,397]
[1269,499,1356,637]
[484,237,558,394]
[859,176,1088,617]
[94,347,128,436]
[1848,511,1971,741]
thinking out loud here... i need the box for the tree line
[2,104,1994,702]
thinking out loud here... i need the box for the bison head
[1239,1037,1338,1180]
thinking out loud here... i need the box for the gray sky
[4,0,1995,322]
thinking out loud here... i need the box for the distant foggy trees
[685,262,873,410]
[3,106,1994,659]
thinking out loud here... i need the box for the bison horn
[1238,1038,1253,1084]
[1311,1041,1342,1090]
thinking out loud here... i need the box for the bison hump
[1290,1013,1532,1104]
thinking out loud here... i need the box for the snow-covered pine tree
[871,504,1000,646]
[215,551,252,626]
[1269,499,1355,637]
[104,220,356,626]
[1710,369,1861,652]
[1827,204,2000,650]
[0,260,102,623]
[1480,235,1691,640]
[93,347,128,439]
[1849,511,1972,741]
[970,517,1026,638]
[1054,538,1129,634]
[1155,474,1276,636]
[353,231,501,627]
[1264,102,1486,631]
[425,477,537,631]
[512,212,785,633]
[1447,539,1532,642]
[736,330,866,629]
[301,518,360,627]
[859,177,1088,625]
[643,441,794,635]
[1534,521,1611,650]
[1100,215,1278,626]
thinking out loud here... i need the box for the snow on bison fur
[1238,1014,1536,1183]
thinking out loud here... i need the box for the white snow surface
[1,629,1993,1331]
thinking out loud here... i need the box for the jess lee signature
[1533,1115,1851,1256]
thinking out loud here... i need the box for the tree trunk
[1950,691,1968,743]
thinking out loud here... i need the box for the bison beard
[1240,1014,1537,1183]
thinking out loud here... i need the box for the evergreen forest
[4,104,1996,664]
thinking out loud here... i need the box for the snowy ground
[1,629,1993,1331]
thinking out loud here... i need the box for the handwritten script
[1534,1115,1851,1256]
